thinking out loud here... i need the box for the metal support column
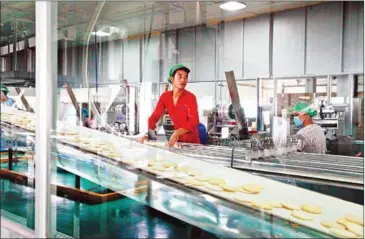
[347,74,354,136]
[256,78,262,131]
[273,78,278,117]
[35,2,57,238]
[327,75,332,104]
[75,175,81,189]
[12,19,18,72]
[8,148,13,170]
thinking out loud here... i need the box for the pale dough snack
[124,159,143,166]
[204,183,223,192]
[148,160,158,166]
[337,217,350,226]
[345,222,364,237]
[208,178,226,186]
[242,184,262,194]
[320,221,346,230]
[221,185,237,192]
[291,211,313,221]
[71,136,81,143]
[282,202,301,211]
[163,162,177,168]
[330,228,357,238]
[345,215,364,226]
[251,202,272,210]
[238,187,257,194]
[186,178,204,186]
[301,204,322,214]
[186,169,202,177]
[270,202,283,208]
[194,175,210,182]
[151,165,168,171]
[180,166,198,175]
[177,166,187,172]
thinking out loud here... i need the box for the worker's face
[293,112,308,124]
[171,70,188,89]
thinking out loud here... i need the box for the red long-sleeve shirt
[148,90,200,144]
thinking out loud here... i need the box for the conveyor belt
[1,122,334,238]
[155,143,364,189]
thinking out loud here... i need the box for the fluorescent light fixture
[219,1,246,11]
[91,30,111,37]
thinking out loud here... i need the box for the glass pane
[0,1,36,233]
[3,1,362,238]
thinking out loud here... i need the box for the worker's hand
[168,132,180,147]
[136,135,148,144]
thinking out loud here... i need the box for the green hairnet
[0,85,9,94]
[290,101,317,117]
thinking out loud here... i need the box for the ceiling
[1,1,326,46]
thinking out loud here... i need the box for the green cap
[290,101,317,117]
[0,85,9,94]
[167,64,190,83]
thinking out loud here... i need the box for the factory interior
[0,1,364,238]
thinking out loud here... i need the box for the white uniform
[296,124,326,154]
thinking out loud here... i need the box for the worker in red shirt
[137,64,200,146]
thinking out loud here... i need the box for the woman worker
[137,64,203,146]
[0,85,16,107]
[291,101,326,154]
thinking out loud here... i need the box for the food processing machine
[311,98,363,156]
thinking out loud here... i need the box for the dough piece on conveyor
[208,178,226,186]
[345,215,364,226]
[270,202,283,208]
[291,211,313,221]
[345,222,364,237]
[281,202,301,210]
[151,165,169,171]
[148,160,158,166]
[251,202,272,210]
[204,183,223,192]
[177,166,185,172]
[301,204,322,214]
[163,162,177,169]
[330,228,357,238]
[242,184,263,194]
[320,221,346,230]
[337,217,350,226]
[122,159,142,166]
[194,175,210,182]
[186,169,202,177]
[186,178,204,186]
[238,187,258,194]
[221,185,237,192]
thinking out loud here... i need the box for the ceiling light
[91,30,111,37]
[219,1,246,11]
